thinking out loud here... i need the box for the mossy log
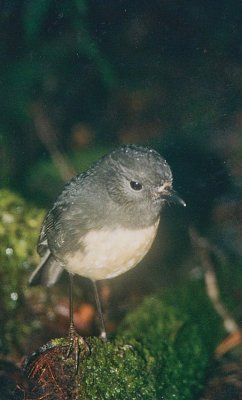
[15,286,224,400]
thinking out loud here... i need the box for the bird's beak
[157,186,186,207]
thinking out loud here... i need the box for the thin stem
[92,280,107,341]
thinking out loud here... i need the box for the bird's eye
[130,181,143,191]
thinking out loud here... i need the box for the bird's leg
[66,273,89,371]
[92,280,107,341]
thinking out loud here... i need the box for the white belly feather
[64,219,160,280]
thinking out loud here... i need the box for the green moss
[79,337,156,400]
[42,288,223,399]
[117,286,224,400]
[0,189,44,355]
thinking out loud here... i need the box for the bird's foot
[65,324,90,373]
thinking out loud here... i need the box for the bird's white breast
[63,219,160,280]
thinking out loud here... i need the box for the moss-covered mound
[0,189,44,355]
[18,287,224,400]
[117,288,224,400]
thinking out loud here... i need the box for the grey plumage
[29,144,183,287]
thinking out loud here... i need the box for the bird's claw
[65,327,90,373]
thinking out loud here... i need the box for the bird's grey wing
[30,172,102,287]
[37,218,49,256]
[29,249,63,287]
[29,209,64,287]
[43,177,100,255]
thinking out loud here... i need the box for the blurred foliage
[0,0,116,189]
[0,0,242,203]
[0,189,44,356]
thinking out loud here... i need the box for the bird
[29,144,185,360]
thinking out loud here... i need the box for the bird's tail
[29,250,63,287]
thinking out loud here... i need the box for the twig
[189,226,239,335]
[32,102,75,182]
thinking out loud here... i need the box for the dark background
[1,0,241,200]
